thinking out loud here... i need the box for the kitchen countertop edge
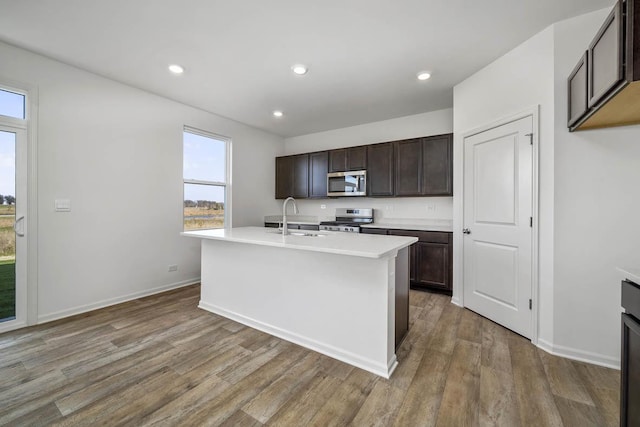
[182,226,417,259]
[618,267,640,285]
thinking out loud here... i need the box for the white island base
[183,227,416,378]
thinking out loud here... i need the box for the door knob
[462,228,471,235]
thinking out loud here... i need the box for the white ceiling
[0,0,613,137]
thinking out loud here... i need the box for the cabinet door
[367,142,394,196]
[588,1,624,107]
[292,154,309,198]
[622,313,640,427]
[422,135,453,196]
[414,242,450,290]
[309,151,328,198]
[275,156,293,199]
[347,146,367,170]
[568,52,589,127]
[329,149,347,172]
[387,230,417,282]
[395,139,422,196]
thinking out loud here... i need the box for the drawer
[623,280,640,320]
[388,229,450,244]
[361,228,388,235]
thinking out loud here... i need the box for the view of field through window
[0,88,24,321]
[0,130,16,321]
[183,131,227,231]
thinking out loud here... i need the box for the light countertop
[618,267,640,285]
[182,226,417,259]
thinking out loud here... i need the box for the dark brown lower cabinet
[361,227,452,294]
[622,279,640,427]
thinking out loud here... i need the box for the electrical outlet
[426,203,436,212]
[168,264,178,272]
[320,204,326,209]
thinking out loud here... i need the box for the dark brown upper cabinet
[422,135,453,196]
[274,133,452,199]
[395,139,422,196]
[329,146,367,172]
[367,142,395,197]
[308,151,329,198]
[395,135,453,197]
[569,0,640,131]
[568,52,589,127]
[275,154,309,199]
[588,1,624,108]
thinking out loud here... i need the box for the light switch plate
[55,199,71,212]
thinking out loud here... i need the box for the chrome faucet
[282,197,299,236]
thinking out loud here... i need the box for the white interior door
[463,116,533,338]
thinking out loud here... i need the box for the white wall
[282,109,454,222]
[454,6,637,368]
[552,9,639,367]
[284,109,453,155]
[0,41,283,322]
[453,26,556,342]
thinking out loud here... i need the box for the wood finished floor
[0,284,619,426]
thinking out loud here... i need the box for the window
[183,128,230,231]
[0,89,26,119]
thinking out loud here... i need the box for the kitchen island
[182,226,417,378]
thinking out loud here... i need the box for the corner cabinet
[395,134,453,197]
[361,228,453,294]
[569,0,640,131]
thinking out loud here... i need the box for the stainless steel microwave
[327,170,367,197]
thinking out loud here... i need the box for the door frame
[0,77,38,333]
[455,106,540,345]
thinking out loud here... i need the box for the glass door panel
[0,130,16,321]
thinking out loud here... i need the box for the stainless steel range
[319,208,373,233]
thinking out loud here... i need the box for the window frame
[0,85,28,124]
[182,126,232,231]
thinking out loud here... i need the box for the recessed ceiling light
[291,64,308,75]
[417,72,431,81]
[273,110,284,118]
[168,64,184,74]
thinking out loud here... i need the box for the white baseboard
[198,300,395,379]
[37,278,200,324]
[537,338,620,370]
[451,296,463,307]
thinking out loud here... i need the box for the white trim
[37,278,200,324]
[198,300,397,379]
[0,319,27,334]
[450,297,463,307]
[0,77,38,331]
[184,178,226,186]
[537,338,620,370]
[457,105,540,344]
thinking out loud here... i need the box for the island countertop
[182,226,417,259]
